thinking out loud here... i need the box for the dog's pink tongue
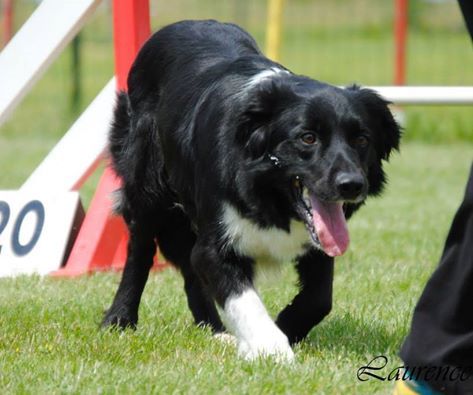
[310,196,349,257]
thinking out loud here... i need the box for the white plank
[21,78,116,192]
[0,0,102,125]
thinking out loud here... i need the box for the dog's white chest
[222,204,311,264]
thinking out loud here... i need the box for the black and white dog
[102,20,400,361]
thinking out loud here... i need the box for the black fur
[102,20,400,352]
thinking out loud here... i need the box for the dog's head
[237,76,401,257]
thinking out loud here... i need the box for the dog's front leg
[223,287,295,362]
[276,249,333,344]
[191,241,294,362]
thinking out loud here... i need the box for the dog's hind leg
[155,208,225,333]
[276,249,333,345]
[102,211,157,330]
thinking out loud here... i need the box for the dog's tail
[108,91,132,214]
[108,90,167,214]
[108,91,131,178]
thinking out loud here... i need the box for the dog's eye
[301,132,317,145]
[353,135,369,148]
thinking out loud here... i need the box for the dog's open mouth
[293,177,349,257]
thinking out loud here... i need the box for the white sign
[0,191,84,277]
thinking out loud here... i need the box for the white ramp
[0,0,101,125]
[21,78,116,192]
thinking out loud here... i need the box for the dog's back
[109,20,278,216]
[127,20,262,106]
[109,21,265,208]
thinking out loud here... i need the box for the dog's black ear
[237,79,296,158]
[347,85,401,160]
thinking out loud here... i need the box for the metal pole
[2,0,13,47]
[394,0,408,85]
[70,34,82,112]
[265,0,284,62]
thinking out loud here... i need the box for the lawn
[0,1,472,393]
[0,143,471,394]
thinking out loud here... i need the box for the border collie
[102,20,400,362]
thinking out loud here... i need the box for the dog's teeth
[302,189,311,207]
[302,188,312,214]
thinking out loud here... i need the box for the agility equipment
[0,0,101,125]
[0,0,166,276]
[1,0,472,277]
[53,0,160,276]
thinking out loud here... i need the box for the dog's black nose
[336,173,365,200]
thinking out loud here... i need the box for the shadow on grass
[302,313,406,358]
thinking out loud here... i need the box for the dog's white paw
[237,332,294,363]
[221,289,295,363]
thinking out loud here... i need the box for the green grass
[1,143,471,394]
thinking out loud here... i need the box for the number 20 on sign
[0,192,84,277]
